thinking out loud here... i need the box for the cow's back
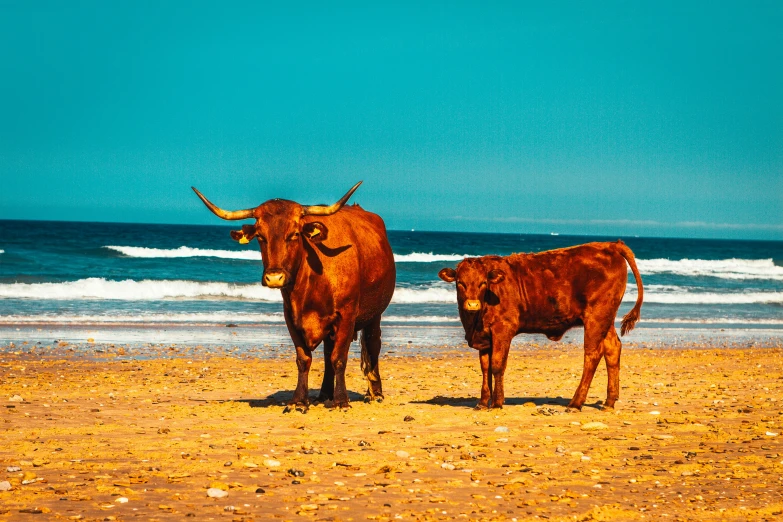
[489,242,629,335]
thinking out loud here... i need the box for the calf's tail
[617,240,644,336]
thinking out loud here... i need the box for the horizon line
[1,217,782,244]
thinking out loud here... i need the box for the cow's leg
[490,334,513,409]
[476,348,492,410]
[281,308,313,413]
[331,318,357,409]
[317,336,335,402]
[602,326,622,411]
[285,344,312,413]
[567,319,610,411]
[360,315,384,403]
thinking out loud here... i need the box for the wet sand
[1,342,782,521]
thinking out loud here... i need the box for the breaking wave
[393,253,467,262]
[105,245,260,260]
[102,247,783,281]
[0,278,283,301]
[0,278,457,303]
[636,258,783,281]
[105,245,469,264]
[0,279,781,305]
[0,313,459,325]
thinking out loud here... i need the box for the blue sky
[1,1,781,239]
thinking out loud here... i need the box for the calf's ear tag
[239,235,250,244]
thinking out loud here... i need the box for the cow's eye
[287,232,299,242]
[257,236,267,244]
[479,282,486,288]
[456,281,466,289]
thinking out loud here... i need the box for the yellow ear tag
[308,228,320,238]
[239,236,250,244]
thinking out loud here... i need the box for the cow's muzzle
[463,300,482,312]
[263,270,288,288]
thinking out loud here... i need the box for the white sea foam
[392,286,456,303]
[0,278,781,305]
[0,313,459,325]
[106,245,467,264]
[393,252,467,262]
[622,291,783,305]
[636,258,783,280]
[105,245,261,260]
[640,318,783,325]
[0,278,283,301]
[0,250,4,254]
[1,312,781,327]
[0,312,286,324]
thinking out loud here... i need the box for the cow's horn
[303,181,362,216]
[192,187,256,220]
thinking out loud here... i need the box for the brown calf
[439,241,643,411]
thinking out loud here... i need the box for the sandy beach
[1,341,781,521]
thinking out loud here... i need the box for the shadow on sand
[411,395,605,410]
[231,390,367,408]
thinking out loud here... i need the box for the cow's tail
[617,240,644,336]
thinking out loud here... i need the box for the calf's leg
[360,315,384,402]
[476,348,492,410]
[602,326,622,410]
[490,335,512,409]
[567,318,610,411]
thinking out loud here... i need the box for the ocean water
[0,219,782,339]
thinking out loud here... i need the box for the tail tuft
[620,307,640,336]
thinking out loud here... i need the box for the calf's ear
[230,224,257,244]
[302,222,328,243]
[487,269,505,284]
[438,268,457,283]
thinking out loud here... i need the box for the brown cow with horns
[193,182,396,411]
[438,241,643,412]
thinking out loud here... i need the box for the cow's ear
[438,268,457,283]
[231,224,257,244]
[487,269,505,284]
[302,222,328,243]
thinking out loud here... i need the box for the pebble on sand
[580,422,608,431]
[494,426,509,433]
[396,450,410,458]
[8,395,23,402]
[0,481,11,491]
[207,488,229,498]
[263,459,281,468]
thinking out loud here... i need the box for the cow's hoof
[491,404,504,410]
[474,404,489,411]
[284,402,309,414]
[364,395,384,403]
[601,404,615,412]
[332,401,351,410]
[565,405,582,413]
